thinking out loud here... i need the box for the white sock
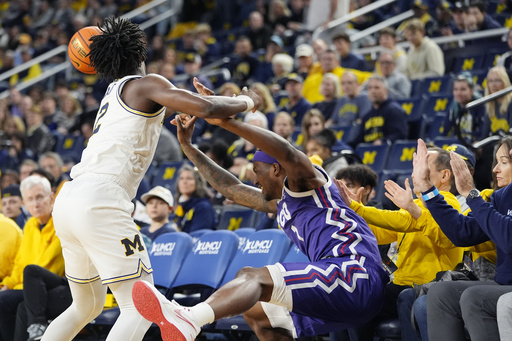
[189,302,215,327]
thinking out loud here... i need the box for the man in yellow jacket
[0,175,64,341]
[0,213,22,281]
[336,146,464,340]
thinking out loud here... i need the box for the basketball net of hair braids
[89,17,147,80]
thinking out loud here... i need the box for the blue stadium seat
[233,227,256,250]
[418,75,453,97]
[469,68,489,89]
[421,112,448,142]
[217,205,257,230]
[54,134,86,163]
[215,229,291,333]
[330,125,353,143]
[219,229,290,287]
[433,136,461,149]
[421,94,453,118]
[290,127,303,146]
[149,232,194,297]
[396,97,424,123]
[189,229,214,242]
[383,140,417,174]
[171,230,239,304]
[282,244,309,263]
[151,161,187,192]
[355,143,391,174]
[453,54,485,74]
[485,47,508,69]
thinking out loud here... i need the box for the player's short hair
[20,174,52,198]
[89,17,147,80]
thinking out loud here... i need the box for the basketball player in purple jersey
[132,82,388,340]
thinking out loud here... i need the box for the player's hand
[173,114,197,145]
[333,178,363,205]
[193,77,215,96]
[384,178,414,211]
[412,138,433,192]
[239,87,261,113]
[450,151,475,197]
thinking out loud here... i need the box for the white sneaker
[132,280,201,341]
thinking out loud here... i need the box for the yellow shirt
[1,216,64,289]
[0,214,22,280]
[351,191,464,286]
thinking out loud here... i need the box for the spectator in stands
[332,32,370,71]
[175,53,214,93]
[9,46,42,86]
[304,128,353,177]
[272,111,296,145]
[230,36,260,87]
[0,169,19,190]
[409,138,512,341]
[484,66,512,137]
[268,0,292,35]
[277,73,312,127]
[250,82,277,127]
[174,163,216,233]
[194,23,221,66]
[337,146,463,341]
[40,92,61,132]
[468,1,501,31]
[435,0,456,37]
[441,72,487,143]
[0,131,35,172]
[349,76,408,146]
[301,108,327,148]
[54,94,82,135]
[173,29,198,66]
[373,50,411,100]
[305,0,350,31]
[1,184,29,229]
[377,27,407,74]
[497,27,512,80]
[25,105,55,157]
[335,164,379,206]
[293,43,315,80]
[450,1,469,34]
[247,11,272,51]
[18,159,38,182]
[38,152,69,196]
[268,52,294,94]
[403,18,445,80]
[397,0,439,38]
[0,210,21,282]
[139,186,177,242]
[0,175,64,341]
[312,73,341,121]
[253,35,285,85]
[327,71,371,127]
[288,0,307,31]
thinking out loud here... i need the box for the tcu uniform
[53,75,164,284]
[263,165,387,337]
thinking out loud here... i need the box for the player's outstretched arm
[138,74,260,119]
[214,118,323,192]
[175,115,277,214]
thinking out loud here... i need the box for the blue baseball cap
[446,144,476,168]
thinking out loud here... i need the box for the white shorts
[53,175,152,285]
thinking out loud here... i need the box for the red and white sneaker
[132,280,201,341]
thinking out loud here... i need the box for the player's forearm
[181,142,276,213]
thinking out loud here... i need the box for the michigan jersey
[71,75,165,198]
[276,165,382,265]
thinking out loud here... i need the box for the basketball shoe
[132,280,201,341]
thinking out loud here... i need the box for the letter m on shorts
[121,234,145,256]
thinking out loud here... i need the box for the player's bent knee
[234,266,272,286]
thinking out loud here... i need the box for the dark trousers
[0,289,24,341]
[13,265,71,341]
[347,282,411,341]
[427,281,512,341]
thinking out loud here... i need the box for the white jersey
[71,75,165,198]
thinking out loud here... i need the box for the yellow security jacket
[351,191,464,286]
[1,216,64,289]
[0,214,22,280]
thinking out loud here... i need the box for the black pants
[13,265,72,341]
[0,289,24,341]
[346,282,411,341]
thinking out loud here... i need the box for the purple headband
[253,150,280,165]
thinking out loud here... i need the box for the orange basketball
[68,26,102,74]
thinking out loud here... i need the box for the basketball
[68,26,102,74]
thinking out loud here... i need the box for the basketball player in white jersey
[42,17,259,341]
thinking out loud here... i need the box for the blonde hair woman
[485,66,512,136]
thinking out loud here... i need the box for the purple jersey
[276,165,382,265]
